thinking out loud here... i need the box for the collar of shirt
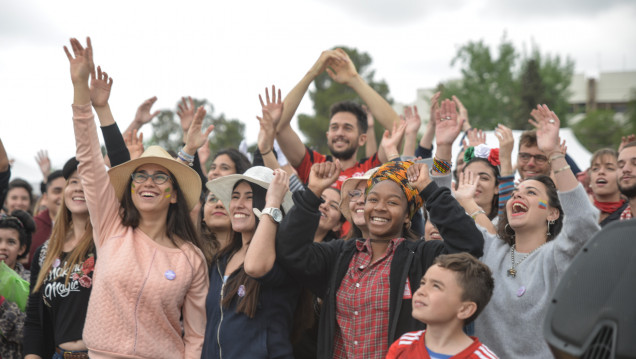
[355,237,405,256]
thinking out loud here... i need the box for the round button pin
[238,284,246,297]
[164,270,176,280]
[516,286,526,297]
[53,258,61,268]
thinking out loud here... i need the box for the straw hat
[339,167,379,223]
[108,146,202,211]
[206,166,293,213]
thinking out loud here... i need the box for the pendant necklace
[507,243,546,278]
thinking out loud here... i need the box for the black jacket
[276,181,484,358]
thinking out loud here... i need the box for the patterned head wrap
[367,160,423,219]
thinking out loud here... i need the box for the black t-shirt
[24,243,95,356]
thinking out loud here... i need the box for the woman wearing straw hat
[202,166,300,358]
[65,37,209,359]
[276,160,484,359]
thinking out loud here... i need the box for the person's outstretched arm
[275,50,348,166]
[432,99,463,176]
[402,106,421,157]
[123,96,159,140]
[364,107,378,158]
[244,169,289,278]
[380,119,407,161]
[257,86,284,171]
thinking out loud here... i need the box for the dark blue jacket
[201,254,300,359]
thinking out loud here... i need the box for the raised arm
[244,169,289,278]
[381,119,407,161]
[34,150,51,183]
[454,171,496,233]
[495,124,515,215]
[179,107,214,167]
[257,86,284,171]
[327,48,399,131]
[432,99,463,176]
[364,106,378,158]
[123,96,160,139]
[275,51,347,167]
[402,106,421,157]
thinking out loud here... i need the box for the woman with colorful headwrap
[275,160,484,359]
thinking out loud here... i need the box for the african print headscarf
[367,160,423,219]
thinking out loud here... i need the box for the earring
[546,219,555,236]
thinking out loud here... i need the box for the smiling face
[64,172,88,215]
[207,154,237,180]
[506,179,559,232]
[412,264,469,325]
[0,227,25,270]
[364,180,409,241]
[517,144,550,180]
[464,161,498,211]
[6,187,30,213]
[590,154,620,200]
[203,192,231,232]
[318,188,343,234]
[45,177,66,217]
[618,146,636,199]
[229,181,256,234]
[326,112,366,160]
[348,180,368,228]
[130,164,177,215]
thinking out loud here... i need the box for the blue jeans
[52,348,89,359]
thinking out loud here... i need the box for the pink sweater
[73,104,209,359]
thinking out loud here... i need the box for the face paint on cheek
[165,187,171,198]
[538,200,547,210]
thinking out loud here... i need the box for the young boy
[386,253,497,358]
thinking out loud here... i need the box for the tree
[572,110,626,153]
[297,46,392,155]
[440,34,574,131]
[149,98,245,156]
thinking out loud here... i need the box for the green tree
[297,46,392,155]
[572,110,625,152]
[149,98,244,155]
[440,34,574,130]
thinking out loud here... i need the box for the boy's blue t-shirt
[426,346,453,359]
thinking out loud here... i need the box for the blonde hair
[33,179,94,293]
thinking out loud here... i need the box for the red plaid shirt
[333,237,405,359]
[620,205,633,220]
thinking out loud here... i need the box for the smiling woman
[65,37,209,359]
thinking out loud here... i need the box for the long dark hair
[198,190,224,266]
[462,158,500,220]
[496,175,564,245]
[214,149,252,175]
[216,181,268,318]
[120,170,201,250]
[0,210,35,260]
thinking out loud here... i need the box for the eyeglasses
[131,171,171,185]
[206,194,220,204]
[518,153,548,165]
[348,189,364,202]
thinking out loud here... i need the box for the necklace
[507,243,546,278]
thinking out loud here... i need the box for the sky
[2,0,636,184]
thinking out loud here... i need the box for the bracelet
[432,157,452,174]
[553,165,571,174]
[178,154,194,166]
[468,209,486,220]
[549,153,565,162]
[261,148,273,156]
[178,148,195,161]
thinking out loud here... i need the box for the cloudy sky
[2,0,636,183]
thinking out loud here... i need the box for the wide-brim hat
[206,166,293,213]
[108,146,202,211]
[339,167,379,223]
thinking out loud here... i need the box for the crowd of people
[1,36,635,359]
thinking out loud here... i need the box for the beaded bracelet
[432,157,452,174]
[179,148,195,161]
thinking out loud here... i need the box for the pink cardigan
[73,104,209,359]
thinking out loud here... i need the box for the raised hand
[308,161,342,196]
[529,104,560,156]
[134,97,160,127]
[124,128,144,160]
[495,124,514,176]
[90,66,113,108]
[619,134,636,152]
[435,99,463,146]
[34,150,51,178]
[258,85,284,133]
[183,106,214,155]
[404,106,422,134]
[407,163,432,192]
[64,37,94,85]
[265,169,290,209]
[454,171,478,205]
[452,95,470,131]
[466,128,486,147]
[197,138,211,173]
[308,49,348,78]
[325,48,359,86]
[177,96,195,136]
[381,119,407,159]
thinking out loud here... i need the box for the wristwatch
[261,207,283,223]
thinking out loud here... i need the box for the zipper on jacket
[216,262,225,359]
